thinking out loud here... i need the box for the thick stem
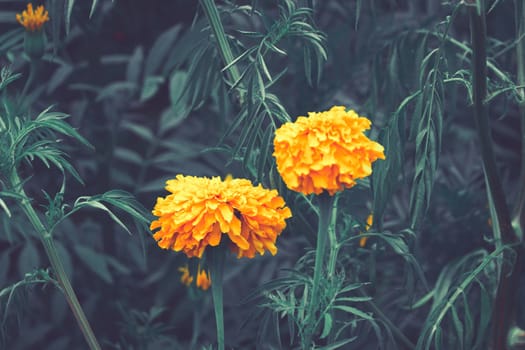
[303,192,334,348]
[514,0,525,240]
[199,0,244,104]
[326,194,339,279]
[469,0,514,245]
[209,247,226,350]
[469,2,522,349]
[10,173,101,350]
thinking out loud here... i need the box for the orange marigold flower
[273,106,385,195]
[16,3,49,32]
[178,265,194,286]
[195,268,211,291]
[150,175,292,259]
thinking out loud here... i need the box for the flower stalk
[9,172,101,350]
[303,192,334,348]
[468,2,523,349]
[209,247,226,350]
[514,0,525,240]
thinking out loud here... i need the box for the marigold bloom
[359,214,373,247]
[16,3,49,32]
[178,265,193,286]
[150,175,292,259]
[196,268,211,291]
[273,106,385,195]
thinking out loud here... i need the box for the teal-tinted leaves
[0,67,21,92]
[409,46,445,230]
[63,0,107,34]
[73,245,113,284]
[201,0,324,183]
[372,91,420,228]
[1,107,92,183]
[416,247,503,350]
[67,190,150,235]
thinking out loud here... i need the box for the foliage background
[0,0,524,349]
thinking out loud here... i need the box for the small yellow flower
[195,268,211,291]
[178,265,194,286]
[16,3,49,32]
[359,214,374,247]
[273,106,385,195]
[150,175,292,259]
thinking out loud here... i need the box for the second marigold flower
[150,175,292,258]
[273,106,385,195]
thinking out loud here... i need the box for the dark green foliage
[1,0,524,349]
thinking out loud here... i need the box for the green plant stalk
[326,194,339,279]
[10,172,101,350]
[199,0,244,104]
[514,0,525,239]
[303,192,334,348]
[209,247,226,350]
[326,194,339,345]
[468,2,522,349]
[20,60,37,100]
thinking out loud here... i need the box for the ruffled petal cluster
[16,3,49,32]
[150,175,292,258]
[273,106,385,195]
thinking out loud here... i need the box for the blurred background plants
[0,0,524,349]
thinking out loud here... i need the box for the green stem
[10,172,101,350]
[199,0,244,104]
[209,247,226,350]
[514,0,525,240]
[325,195,339,344]
[303,192,334,348]
[20,60,37,99]
[469,0,514,245]
[326,194,339,279]
[469,2,522,349]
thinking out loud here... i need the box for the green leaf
[65,0,75,34]
[320,313,332,339]
[75,199,131,234]
[145,24,182,76]
[73,245,113,284]
[89,0,99,18]
[114,147,143,165]
[332,305,372,320]
[139,76,165,102]
[317,337,357,350]
[0,198,10,217]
